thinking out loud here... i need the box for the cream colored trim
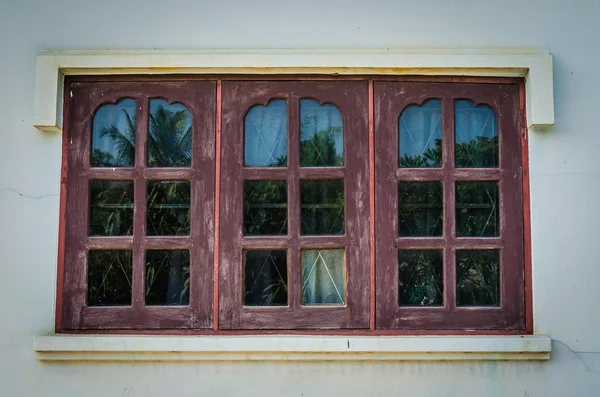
[34,335,551,361]
[33,49,554,133]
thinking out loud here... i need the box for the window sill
[34,334,551,362]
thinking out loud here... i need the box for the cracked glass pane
[301,249,345,305]
[244,250,288,306]
[244,180,288,235]
[398,181,443,237]
[92,98,136,168]
[147,181,191,236]
[399,99,442,168]
[455,100,498,168]
[88,250,132,306]
[300,180,344,235]
[456,250,500,306]
[456,181,499,237]
[300,99,344,167]
[145,250,190,306]
[89,180,134,236]
[398,250,444,306]
[244,99,288,167]
[148,99,192,168]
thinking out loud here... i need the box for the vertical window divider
[368,80,376,331]
[132,95,148,311]
[213,80,222,330]
[442,95,456,312]
[288,95,301,309]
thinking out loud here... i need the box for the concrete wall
[1,0,599,395]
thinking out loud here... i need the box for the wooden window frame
[61,79,215,330]
[374,81,525,330]
[58,75,530,333]
[218,81,370,329]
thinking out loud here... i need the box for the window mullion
[442,95,457,312]
[287,95,301,310]
[131,95,149,311]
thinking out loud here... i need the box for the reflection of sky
[399,100,442,158]
[300,99,343,161]
[244,99,287,167]
[92,98,136,159]
[455,100,497,143]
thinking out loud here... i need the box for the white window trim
[33,48,554,133]
[34,335,551,361]
[34,48,554,361]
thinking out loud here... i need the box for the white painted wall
[0,0,599,395]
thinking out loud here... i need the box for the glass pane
[456,181,499,237]
[148,99,192,167]
[88,250,132,306]
[244,180,287,235]
[89,180,134,236]
[244,250,288,306]
[300,99,343,166]
[92,98,136,168]
[455,100,498,168]
[398,182,443,237]
[399,99,442,168]
[456,250,500,306]
[147,181,191,236]
[244,99,287,167]
[145,250,190,306]
[300,180,344,235]
[302,249,345,305]
[398,250,443,306]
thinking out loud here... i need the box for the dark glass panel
[244,99,288,167]
[398,181,443,237]
[456,250,500,306]
[301,249,345,305]
[91,98,136,168]
[455,100,498,168]
[300,99,344,167]
[89,180,134,236]
[88,250,132,306]
[145,250,190,306]
[243,180,288,235]
[300,180,344,235]
[398,250,443,306]
[147,181,191,236]
[148,99,192,167]
[456,181,499,237]
[399,100,442,168]
[244,250,288,306]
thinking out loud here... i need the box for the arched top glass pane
[455,100,498,168]
[244,99,288,167]
[148,99,192,168]
[399,99,442,168]
[92,98,136,168]
[300,99,343,167]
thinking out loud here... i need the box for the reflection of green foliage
[145,251,190,305]
[456,251,499,306]
[147,181,191,236]
[398,251,443,306]
[301,180,344,235]
[400,139,442,168]
[244,181,287,235]
[300,120,343,166]
[148,105,192,167]
[89,180,134,236]
[92,109,136,167]
[456,136,498,168]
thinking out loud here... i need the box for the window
[59,76,526,332]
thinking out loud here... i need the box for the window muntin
[61,77,526,332]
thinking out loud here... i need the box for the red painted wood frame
[61,79,216,329]
[218,81,370,329]
[374,81,525,330]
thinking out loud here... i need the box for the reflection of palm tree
[91,105,192,167]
